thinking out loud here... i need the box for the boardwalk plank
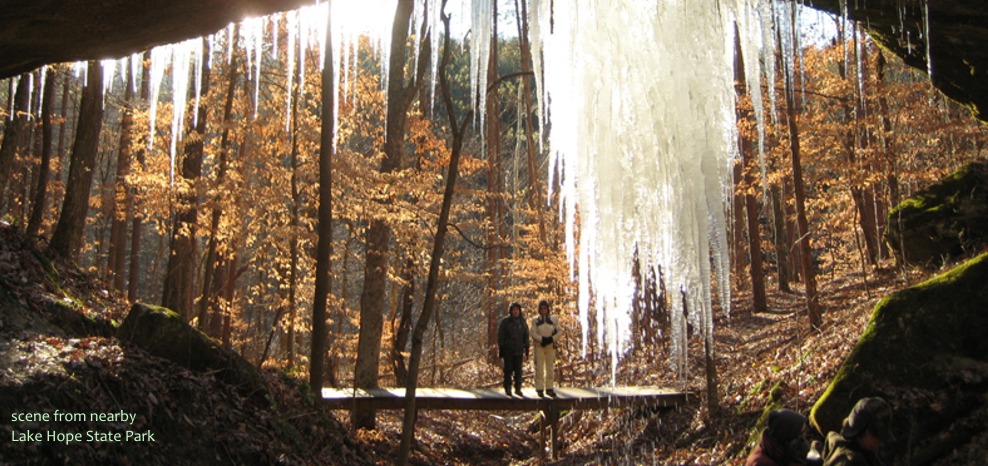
[320,386,688,411]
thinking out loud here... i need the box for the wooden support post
[537,408,547,461]
[549,404,561,460]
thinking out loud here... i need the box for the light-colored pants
[533,343,556,390]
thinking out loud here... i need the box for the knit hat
[840,397,894,443]
[767,409,807,444]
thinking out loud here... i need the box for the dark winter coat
[746,430,806,466]
[497,313,529,358]
[823,432,885,466]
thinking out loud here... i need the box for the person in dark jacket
[497,302,529,397]
[746,408,813,466]
[823,397,894,466]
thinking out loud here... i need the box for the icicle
[270,14,279,62]
[99,59,114,97]
[130,53,141,95]
[147,45,170,154]
[330,1,341,150]
[286,11,297,133]
[36,67,47,121]
[227,23,235,63]
[470,0,493,146]
[6,76,17,118]
[191,39,204,129]
[168,40,197,185]
[923,0,933,78]
[526,0,742,376]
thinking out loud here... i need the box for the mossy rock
[41,295,114,337]
[884,161,988,267]
[116,303,271,406]
[810,252,988,463]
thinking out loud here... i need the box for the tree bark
[352,0,422,430]
[769,184,791,293]
[514,0,547,246]
[106,59,136,291]
[128,56,150,302]
[397,7,471,461]
[26,68,57,237]
[286,57,303,368]
[310,4,335,394]
[161,38,211,321]
[390,257,415,386]
[779,29,822,329]
[199,45,239,334]
[733,28,767,312]
[49,61,104,261]
[0,74,32,213]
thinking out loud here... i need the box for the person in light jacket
[531,300,561,398]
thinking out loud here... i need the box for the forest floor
[354,264,933,465]
[0,222,937,465]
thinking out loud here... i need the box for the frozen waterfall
[526,0,742,378]
[104,0,797,379]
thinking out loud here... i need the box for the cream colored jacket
[531,315,560,343]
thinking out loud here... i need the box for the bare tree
[397,4,472,462]
[26,68,58,237]
[161,38,211,321]
[310,3,336,393]
[49,61,104,261]
[352,0,427,429]
[733,26,767,312]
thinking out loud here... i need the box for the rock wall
[810,252,988,464]
[885,161,988,267]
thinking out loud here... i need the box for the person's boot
[504,385,512,397]
[537,390,545,398]
[515,387,523,397]
[546,389,557,398]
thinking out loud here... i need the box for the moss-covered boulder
[884,161,988,267]
[810,252,988,464]
[116,303,271,406]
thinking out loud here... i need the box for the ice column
[527,0,738,375]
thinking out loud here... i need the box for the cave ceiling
[0,0,985,123]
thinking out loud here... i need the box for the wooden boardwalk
[321,386,688,411]
[322,385,689,459]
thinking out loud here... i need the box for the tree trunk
[199,45,240,334]
[769,184,791,293]
[26,68,57,237]
[397,8,471,461]
[128,56,150,302]
[844,29,881,267]
[353,0,421,430]
[49,61,104,261]
[0,74,32,214]
[514,0,546,245]
[733,28,767,312]
[106,59,136,291]
[731,159,748,289]
[391,257,415,386]
[162,38,211,321]
[286,58,303,368]
[310,5,335,394]
[780,32,822,329]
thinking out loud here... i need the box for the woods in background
[0,7,984,413]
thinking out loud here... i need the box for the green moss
[746,381,789,448]
[885,161,988,265]
[811,252,988,435]
[117,303,272,406]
